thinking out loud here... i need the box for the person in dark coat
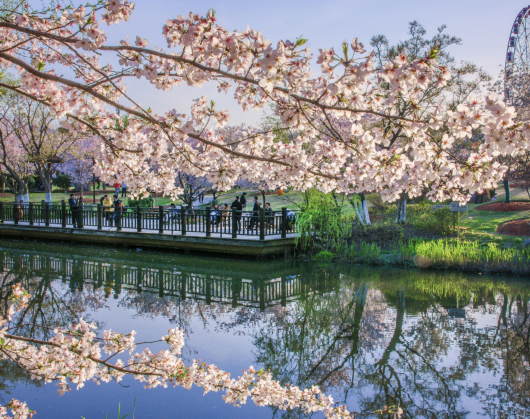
[264,202,274,226]
[249,196,259,229]
[68,193,79,227]
[240,192,247,209]
[230,196,243,231]
[112,195,123,227]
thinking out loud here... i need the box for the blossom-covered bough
[0,284,403,418]
[0,0,527,204]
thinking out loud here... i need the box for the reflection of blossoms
[0,285,391,419]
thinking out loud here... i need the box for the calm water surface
[0,240,529,419]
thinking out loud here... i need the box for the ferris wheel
[504,5,530,108]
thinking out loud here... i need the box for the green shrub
[128,196,154,208]
[54,175,71,191]
[296,189,355,255]
[314,250,335,261]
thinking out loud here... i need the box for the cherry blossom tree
[58,136,100,195]
[370,21,492,223]
[8,98,85,203]
[0,108,32,202]
[0,1,524,207]
[175,171,212,208]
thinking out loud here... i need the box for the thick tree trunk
[43,173,53,203]
[395,193,407,224]
[15,183,29,202]
[43,178,53,203]
[503,179,511,203]
[353,193,371,226]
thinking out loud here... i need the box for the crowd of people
[13,186,296,233]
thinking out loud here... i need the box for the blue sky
[104,0,525,124]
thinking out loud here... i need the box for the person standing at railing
[102,194,113,226]
[112,195,123,227]
[211,204,221,226]
[265,202,274,226]
[240,192,247,209]
[249,196,259,230]
[68,194,79,228]
[230,196,242,231]
[78,195,84,227]
[17,199,25,221]
[286,209,296,232]
[164,203,179,222]
[121,182,127,198]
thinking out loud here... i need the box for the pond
[0,239,529,419]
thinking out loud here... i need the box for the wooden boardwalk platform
[0,222,297,257]
[0,203,299,257]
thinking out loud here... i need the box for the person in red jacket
[113,181,120,196]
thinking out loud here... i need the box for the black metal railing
[0,201,298,240]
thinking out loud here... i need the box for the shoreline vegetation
[312,239,530,277]
[295,188,530,277]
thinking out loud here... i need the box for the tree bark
[503,179,511,203]
[353,193,371,226]
[395,193,407,224]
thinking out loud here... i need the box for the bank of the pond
[311,239,530,276]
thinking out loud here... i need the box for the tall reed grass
[342,239,530,276]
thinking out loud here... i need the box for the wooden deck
[0,222,298,257]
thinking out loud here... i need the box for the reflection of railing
[0,202,298,240]
[0,253,332,309]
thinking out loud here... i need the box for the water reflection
[0,244,529,418]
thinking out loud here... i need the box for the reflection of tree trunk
[493,293,509,343]
[350,282,368,355]
[379,290,405,365]
[312,283,369,385]
[374,289,405,409]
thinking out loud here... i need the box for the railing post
[28,202,34,226]
[61,200,67,228]
[0,202,4,224]
[14,202,19,225]
[158,205,164,234]
[232,208,237,239]
[43,200,50,227]
[116,205,122,232]
[97,204,102,230]
[259,208,265,240]
[281,207,287,239]
[136,205,142,233]
[206,206,211,237]
[181,206,187,236]
[78,201,84,228]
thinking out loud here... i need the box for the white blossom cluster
[0,1,528,202]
